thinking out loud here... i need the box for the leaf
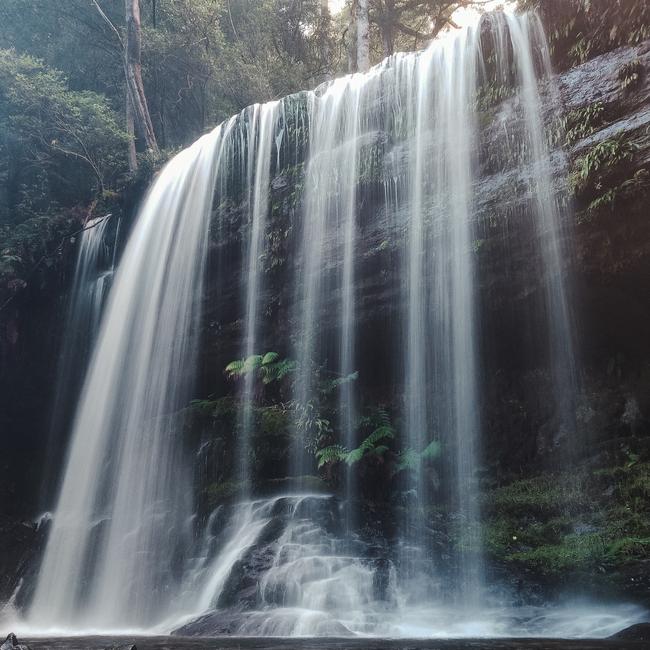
[421,440,441,460]
[262,351,279,365]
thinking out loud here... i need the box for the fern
[225,351,296,384]
[262,351,279,365]
[320,371,359,396]
[316,421,394,468]
[396,439,442,473]
[421,440,442,461]
[316,444,348,468]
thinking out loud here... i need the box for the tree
[124,0,158,158]
[91,0,158,170]
[356,0,371,72]
[0,50,128,223]
[373,0,487,56]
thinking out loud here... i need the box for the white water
[28,125,232,630]
[167,495,647,638]
[238,102,281,487]
[18,9,646,640]
[41,216,112,505]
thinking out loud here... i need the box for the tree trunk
[356,0,370,72]
[124,0,158,156]
[380,0,396,57]
[347,5,357,73]
[126,90,137,172]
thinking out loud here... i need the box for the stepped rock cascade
[40,216,112,507]
[21,9,649,639]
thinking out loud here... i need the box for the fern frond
[421,439,441,460]
[396,448,419,472]
[316,444,348,468]
[243,355,263,372]
[262,351,279,365]
[345,447,365,465]
[225,359,245,378]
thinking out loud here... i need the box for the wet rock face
[176,495,396,637]
[609,622,650,641]
[199,37,650,472]
[0,515,46,605]
[1,633,31,650]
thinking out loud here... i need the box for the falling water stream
[19,11,646,638]
[40,216,113,508]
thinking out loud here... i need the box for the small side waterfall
[41,216,112,506]
[23,9,641,639]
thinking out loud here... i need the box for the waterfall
[503,13,579,454]
[238,102,281,489]
[29,125,232,630]
[24,10,632,638]
[40,216,112,507]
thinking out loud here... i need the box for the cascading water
[21,9,647,639]
[40,216,113,507]
[28,125,233,630]
[394,22,484,605]
[503,13,580,453]
[238,102,281,489]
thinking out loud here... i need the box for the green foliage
[293,400,332,456]
[316,420,394,468]
[578,168,650,222]
[395,439,442,473]
[569,137,635,196]
[485,462,650,579]
[618,59,644,92]
[486,473,590,518]
[568,34,592,66]
[552,102,605,147]
[475,83,514,112]
[225,352,297,384]
[206,479,249,507]
[540,0,650,70]
[0,211,76,293]
[0,50,128,225]
[320,371,358,396]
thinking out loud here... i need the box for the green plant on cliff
[569,137,636,196]
[484,462,650,579]
[552,102,605,147]
[618,59,644,92]
[475,83,514,112]
[578,168,650,222]
[316,420,395,468]
[225,351,297,385]
[394,439,442,473]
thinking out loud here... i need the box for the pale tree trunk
[347,6,357,73]
[356,0,370,72]
[124,0,158,157]
[380,0,396,57]
[126,91,137,172]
